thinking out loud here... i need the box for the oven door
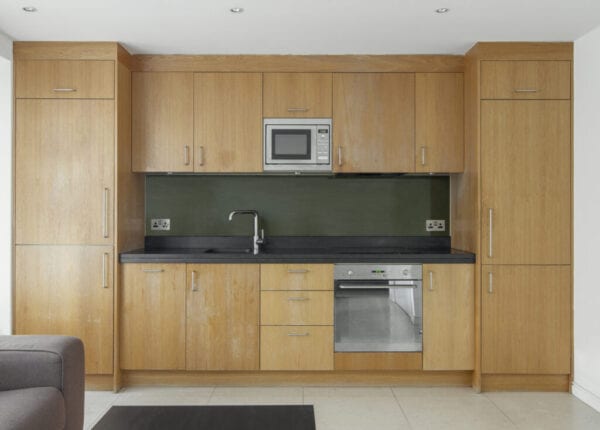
[265,125,317,165]
[334,279,423,352]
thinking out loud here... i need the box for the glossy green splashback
[145,175,450,236]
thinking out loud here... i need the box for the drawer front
[260,326,334,371]
[261,291,333,325]
[16,60,115,99]
[481,61,570,100]
[260,264,333,291]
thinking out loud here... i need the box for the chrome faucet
[228,210,264,255]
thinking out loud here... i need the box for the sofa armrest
[0,335,84,430]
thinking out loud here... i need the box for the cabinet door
[15,245,114,374]
[121,264,186,370]
[415,73,464,173]
[481,100,571,264]
[422,264,474,371]
[186,264,260,371]
[15,99,114,245]
[263,73,332,118]
[333,73,415,172]
[132,72,194,172]
[194,73,262,172]
[482,265,571,374]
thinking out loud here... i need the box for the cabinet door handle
[421,146,426,166]
[287,332,310,337]
[514,89,538,93]
[288,297,310,301]
[288,269,309,274]
[488,272,493,294]
[53,88,77,92]
[102,187,109,238]
[337,146,343,166]
[197,146,204,166]
[102,252,109,288]
[142,268,164,273]
[488,208,494,258]
[184,145,190,166]
[428,271,434,291]
[191,270,198,292]
[287,107,309,112]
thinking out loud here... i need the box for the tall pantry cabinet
[12,43,144,390]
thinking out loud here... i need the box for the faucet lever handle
[258,228,265,244]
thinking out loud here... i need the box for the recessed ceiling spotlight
[435,7,450,13]
[22,6,38,12]
[230,7,244,13]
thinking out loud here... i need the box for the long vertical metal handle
[102,252,109,288]
[184,145,190,165]
[103,187,109,238]
[191,270,198,292]
[488,272,493,294]
[429,271,434,291]
[488,208,493,258]
[338,146,343,166]
[421,146,426,166]
[198,146,204,166]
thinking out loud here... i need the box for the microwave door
[266,125,317,165]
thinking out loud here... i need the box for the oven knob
[403,269,409,276]
[347,270,354,276]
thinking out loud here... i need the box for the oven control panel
[334,264,422,280]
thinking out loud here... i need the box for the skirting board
[572,381,600,413]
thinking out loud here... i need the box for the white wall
[0,31,11,335]
[574,25,600,412]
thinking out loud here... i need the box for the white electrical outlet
[151,218,171,231]
[426,219,446,232]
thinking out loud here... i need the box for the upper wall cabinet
[132,72,194,172]
[263,73,332,117]
[333,73,415,173]
[15,60,115,99]
[415,73,464,173]
[194,73,263,173]
[481,61,571,100]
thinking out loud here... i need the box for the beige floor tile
[304,386,395,398]
[114,386,214,406]
[84,391,119,430]
[208,386,304,405]
[392,386,478,398]
[485,392,600,430]
[397,394,516,430]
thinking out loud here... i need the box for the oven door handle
[338,281,419,289]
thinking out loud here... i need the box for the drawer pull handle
[514,89,538,93]
[288,269,309,274]
[142,268,165,273]
[287,107,309,112]
[53,88,77,92]
[288,297,310,301]
[287,332,310,337]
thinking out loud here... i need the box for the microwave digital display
[271,130,311,159]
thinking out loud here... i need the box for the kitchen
[2,2,600,429]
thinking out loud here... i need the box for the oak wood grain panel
[120,264,186,370]
[131,72,194,172]
[334,353,422,371]
[194,73,262,172]
[415,73,464,173]
[333,73,415,172]
[85,375,115,391]
[186,264,260,371]
[481,61,571,100]
[422,264,474,371]
[260,326,334,371]
[15,99,114,245]
[481,265,571,375]
[130,55,464,73]
[481,100,571,264]
[13,42,119,60]
[15,245,114,374]
[15,60,115,99]
[263,73,332,117]
[260,264,333,291]
[261,291,333,326]
[481,374,570,392]
[467,42,573,61]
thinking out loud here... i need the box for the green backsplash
[145,175,450,236]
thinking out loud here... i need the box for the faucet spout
[227,210,264,255]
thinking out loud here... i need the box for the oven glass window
[271,130,311,159]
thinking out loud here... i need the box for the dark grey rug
[92,405,316,430]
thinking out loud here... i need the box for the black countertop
[120,236,476,264]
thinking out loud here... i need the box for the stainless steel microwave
[263,118,332,172]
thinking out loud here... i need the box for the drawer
[15,60,115,99]
[261,291,333,325]
[481,61,570,100]
[260,264,333,291]
[260,326,333,371]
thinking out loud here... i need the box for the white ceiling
[1,0,600,55]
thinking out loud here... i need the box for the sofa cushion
[0,387,65,430]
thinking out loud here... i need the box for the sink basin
[204,248,253,254]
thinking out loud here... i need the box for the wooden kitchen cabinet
[422,264,474,371]
[261,291,333,326]
[132,72,194,172]
[415,73,464,173]
[120,264,187,370]
[260,264,333,291]
[194,73,262,172]
[481,265,571,374]
[15,99,114,245]
[15,245,114,374]
[263,73,332,117]
[186,264,260,371]
[333,73,415,172]
[15,60,115,99]
[481,100,571,265]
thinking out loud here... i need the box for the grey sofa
[0,335,84,430]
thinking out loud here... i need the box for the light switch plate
[426,219,445,232]
[151,218,171,231]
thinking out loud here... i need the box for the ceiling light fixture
[435,8,450,14]
[22,6,38,12]
[230,7,244,13]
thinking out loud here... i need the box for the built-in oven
[334,264,423,352]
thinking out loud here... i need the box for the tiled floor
[85,386,600,430]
